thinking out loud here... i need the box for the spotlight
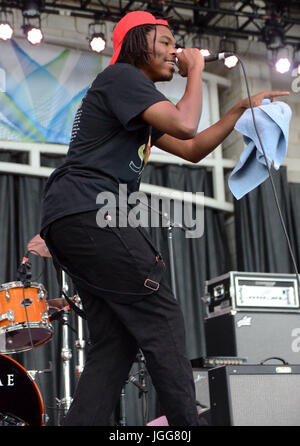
[23,24,43,45]
[88,21,106,54]
[22,1,43,45]
[0,21,13,41]
[89,32,106,54]
[275,57,291,74]
[0,8,14,41]
[273,47,292,74]
[224,55,239,69]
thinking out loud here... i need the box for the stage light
[275,57,291,74]
[0,22,13,41]
[224,55,239,69]
[273,47,292,74]
[0,8,14,41]
[24,24,44,45]
[89,32,106,53]
[262,15,286,51]
[22,0,43,45]
[22,0,41,17]
[88,20,106,54]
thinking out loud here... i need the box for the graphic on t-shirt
[70,106,83,143]
[129,134,151,177]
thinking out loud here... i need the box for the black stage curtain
[0,154,231,426]
[234,167,300,274]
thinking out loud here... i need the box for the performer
[40,11,289,426]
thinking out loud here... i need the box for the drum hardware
[20,297,33,307]
[27,361,53,381]
[74,295,86,378]
[58,271,73,417]
[38,288,46,300]
[0,412,28,426]
[0,310,14,322]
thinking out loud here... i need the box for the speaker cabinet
[205,311,300,364]
[209,365,300,426]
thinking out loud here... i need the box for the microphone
[204,52,234,62]
[17,251,32,284]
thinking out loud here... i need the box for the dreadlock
[116,24,167,67]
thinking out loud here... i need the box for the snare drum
[0,281,53,353]
[0,353,45,426]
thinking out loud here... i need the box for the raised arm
[141,48,205,140]
[153,90,290,163]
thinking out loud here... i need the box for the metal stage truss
[1,1,300,46]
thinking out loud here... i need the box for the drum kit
[0,234,150,426]
[0,234,86,426]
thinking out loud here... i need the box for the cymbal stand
[74,295,85,379]
[59,271,73,417]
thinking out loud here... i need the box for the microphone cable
[236,56,300,293]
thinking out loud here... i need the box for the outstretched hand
[239,90,290,110]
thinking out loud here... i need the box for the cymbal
[27,234,52,258]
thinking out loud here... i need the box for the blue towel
[228,99,292,200]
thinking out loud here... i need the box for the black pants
[45,209,200,426]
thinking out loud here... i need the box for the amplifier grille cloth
[229,374,300,426]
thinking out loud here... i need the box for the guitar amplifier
[208,364,300,426]
[204,310,300,364]
[204,271,300,315]
[204,272,300,364]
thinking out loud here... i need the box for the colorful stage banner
[0,38,210,146]
[0,38,105,144]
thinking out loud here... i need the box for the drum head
[0,354,44,426]
[0,324,53,353]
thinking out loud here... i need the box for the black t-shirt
[40,63,168,235]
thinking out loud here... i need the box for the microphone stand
[138,199,188,301]
[136,350,148,425]
[163,214,188,301]
[167,223,178,301]
[119,350,148,426]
